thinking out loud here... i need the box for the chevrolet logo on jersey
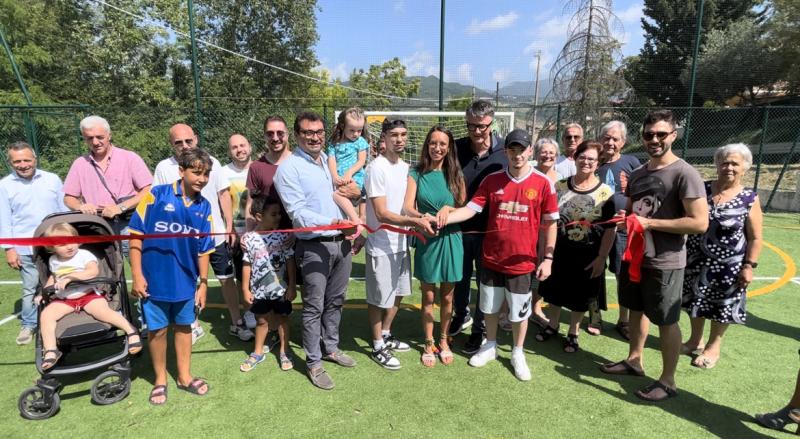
[499,201,529,214]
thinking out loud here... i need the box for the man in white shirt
[153,124,253,343]
[554,123,583,178]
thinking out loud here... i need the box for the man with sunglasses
[154,124,253,345]
[451,100,507,355]
[600,110,708,402]
[555,123,583,178]
[274,111,360,390]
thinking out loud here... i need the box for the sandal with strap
[635,380,678,402]
[127,331,143,355]
[148,384,168,406]
[240,353,266,372]
[421,339,438,368]
[564,333,580,353]
[438,336,454,366]
[279,353,294,371]
[41,349,62,371]
[177,377,209,396]
[535,326,558,342]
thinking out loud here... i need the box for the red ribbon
[0,223,427,246]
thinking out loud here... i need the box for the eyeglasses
[298,129,326,138]
[576,156,597,163]
[642,130,675,141]
[466,122,492,132]
[564,135,581,140]
[265,130,286,138]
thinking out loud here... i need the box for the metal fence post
[753,106,769,192]
[682,0,705,158]
[555,104,562,141]
[765,127,800,213]
[188,0,204,147]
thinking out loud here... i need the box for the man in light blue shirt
[274,111,358,390]
[0,142,66,345]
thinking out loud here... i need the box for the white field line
[0,312,20,326]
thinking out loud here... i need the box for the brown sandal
[438,336,454,365]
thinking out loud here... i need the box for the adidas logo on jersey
[494,188,505,195]
[164,203,175,212]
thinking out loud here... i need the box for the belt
[303,234,345,243]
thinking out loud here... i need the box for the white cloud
[616,3,644,23]
[393,0,405,13]
[317,60,349,81]
[536,15,571,40]
[492,68,513,83]
[466,12,519,35]
[401,51,438,77]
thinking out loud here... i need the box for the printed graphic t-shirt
[48,248,98,299]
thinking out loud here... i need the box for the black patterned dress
[682,182,756,324]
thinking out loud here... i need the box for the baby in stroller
[36,222,142,370]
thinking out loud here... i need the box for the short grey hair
[563,123,584,137]
[714,143,753,171]
[534,138,559,156]
[465,100,495,119]
[6,141,36,161]
[79,115,111,135]
[600,120,627,143]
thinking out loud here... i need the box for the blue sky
[315,0,646,91]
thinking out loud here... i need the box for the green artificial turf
[0,213,798,437]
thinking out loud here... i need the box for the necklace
[572,176,597,191]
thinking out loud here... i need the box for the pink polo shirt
[63,146,153,207]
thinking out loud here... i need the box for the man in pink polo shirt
[63,115,153,251]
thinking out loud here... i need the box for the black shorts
[210,243,235,280]
[231,238,244,283]
[608,231,627,275]
[618,262,684,326]
[250,297,292,316]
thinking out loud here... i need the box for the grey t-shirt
[626,159,705,269]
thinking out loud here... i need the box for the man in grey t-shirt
[600,110,708,402]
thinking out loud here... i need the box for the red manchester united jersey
[467,167,559,275]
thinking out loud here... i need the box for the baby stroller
[18,212,138,420]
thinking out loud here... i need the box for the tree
[683,18,781,105]
[347,58,420,109]
[766,0,800,94]
[629,0,759,106]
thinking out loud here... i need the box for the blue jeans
[453,233,485,334]
[18,254,39,329]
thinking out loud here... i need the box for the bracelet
[743,260,758,269]
[198,277,208,283]
[543,255,553,260]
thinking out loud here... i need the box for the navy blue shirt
[455,133,507,232]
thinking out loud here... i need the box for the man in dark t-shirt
[451,100,507,355]
[600,110,708,403]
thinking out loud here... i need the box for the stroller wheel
[18,386,60,420]
[90,370,131,405]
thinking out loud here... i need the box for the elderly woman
[536,140,616,353]
[533,138,564,182]
[681,143,763,369]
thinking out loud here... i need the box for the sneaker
[462,332,486,355]
[447,315,473,337]
[323,351,357,368]
[383,334,411,352]
[371,345,401,370]
[230,323,255,341]
[16,327,34,345]
[243,311,257,329]
[308,367,335,390]
[468,343,497,368]
[511,353,532,381]
[191,324,205,345]
[263,330,279,352]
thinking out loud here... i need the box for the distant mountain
[498,81,552,99]
[408,76,490,100]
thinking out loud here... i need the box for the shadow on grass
[746,311,800,341]
[550,347,774,438]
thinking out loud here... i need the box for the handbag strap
[89,155,120,205]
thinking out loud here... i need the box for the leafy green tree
[348,58,420,109]
[766,0,800,94]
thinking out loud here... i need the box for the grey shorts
[618,262,684,326]
[479,268,533,322]
[365,251,412,309]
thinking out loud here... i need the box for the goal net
[334,110,516,165]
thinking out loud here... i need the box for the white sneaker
[191,324,205,345]
[468,343,497,367]
[511,353,532,381]
[230,323,255,341]
[243,311,257,329]
[16,327,34,345]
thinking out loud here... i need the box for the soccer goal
[334,110,516,165]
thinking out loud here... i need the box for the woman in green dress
[403,126,465,367]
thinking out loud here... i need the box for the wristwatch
[743,260,758,269]
[117,203,128,213]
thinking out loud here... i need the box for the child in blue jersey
[328,107,369,221]
[129,148,216,406]
[239,195,297,372]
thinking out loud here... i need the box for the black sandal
[564,333,580,353]
[149,385,167,406]
[41,349,62,371]
[535,326,558,342]
[127,331,143,355]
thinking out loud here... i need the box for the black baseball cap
[504,129,531,149]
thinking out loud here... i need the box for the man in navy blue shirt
[451,100,507,354]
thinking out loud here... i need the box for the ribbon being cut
[560,214,644,283]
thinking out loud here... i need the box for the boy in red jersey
[439,129,558,381]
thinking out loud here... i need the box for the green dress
[409,168,463,283]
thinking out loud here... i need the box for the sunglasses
[564,135,581,140]
[642,130,675,141]
[265,130,286,138]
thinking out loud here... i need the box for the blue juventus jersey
[128,181,215,302]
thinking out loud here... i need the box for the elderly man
[274,111,358,390]
[153,123,254,344]
[451,100,507,355]
[596,120,641,339]
[555,122,582,178]
[0,142,66,344]
[63,115,153,249]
